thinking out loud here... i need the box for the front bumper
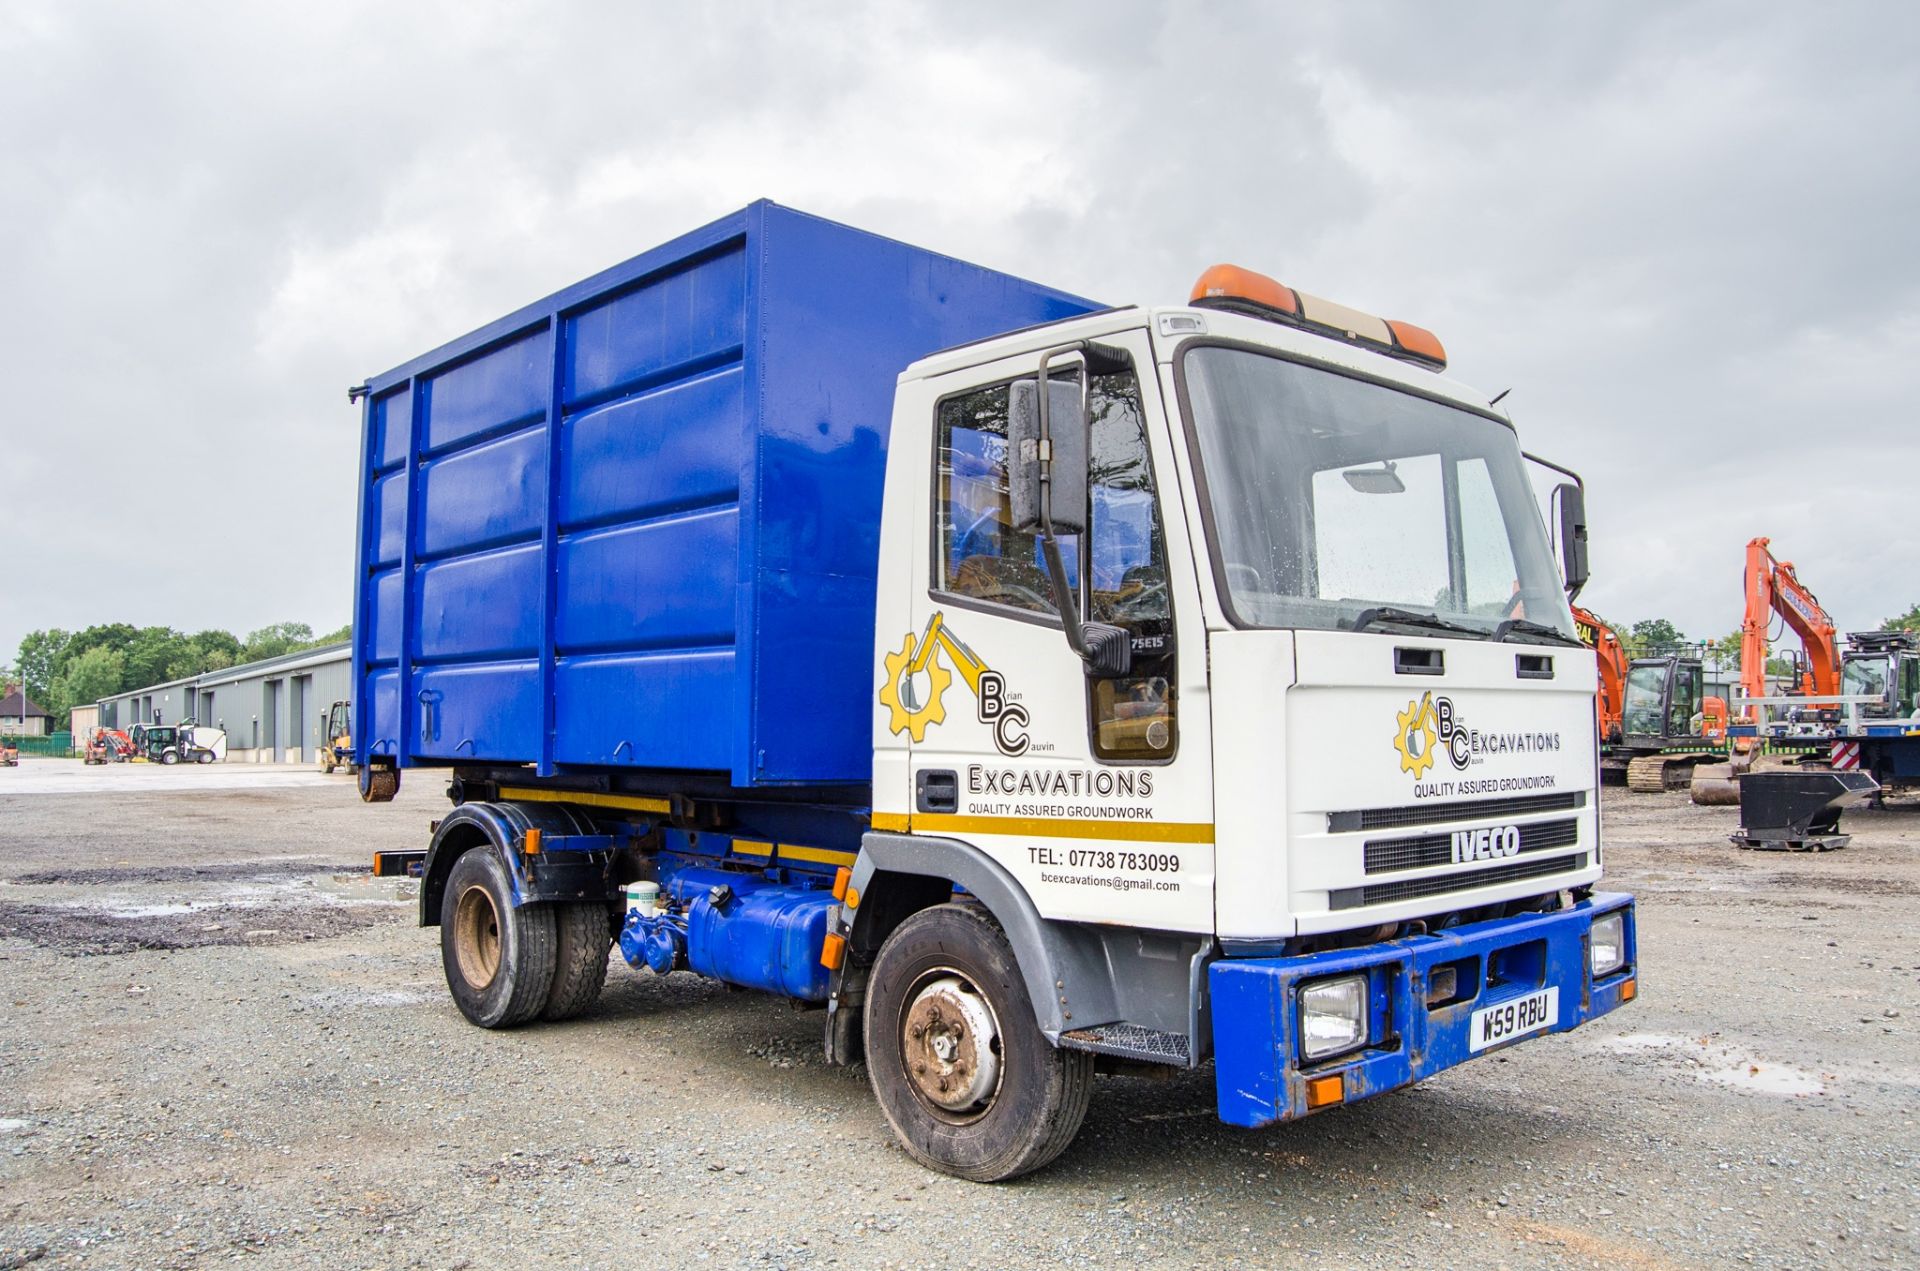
[1210,893,1635,1128]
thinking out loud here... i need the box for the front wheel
[439,846,556,1028]
[159,750,179,766]
[864,903,1094,1181]
[195,750,214,765]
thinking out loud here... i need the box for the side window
[936,384,1075,617]
[933,371,1177,761]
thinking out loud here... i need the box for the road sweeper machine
[353,203,1635,1180]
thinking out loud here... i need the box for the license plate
[1468,987,1559,1052]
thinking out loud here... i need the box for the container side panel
[369,568,403,664]
[553,649,734,769]
[417,427,547,559]
[417,545,542,661]
[373,389,412,472]
[423,329,551,454]
[411,662,540,760]
[555,509,738,654]
[371,470,407,567]
[565,245,747,409]
[558,367,744,530]
[363,668,402,762]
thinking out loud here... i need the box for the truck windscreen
[1181,346,1574,639]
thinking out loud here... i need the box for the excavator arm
[1740,536,1842,711]
[1572,606,1627,743]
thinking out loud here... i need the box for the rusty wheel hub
[902,973,1001,1115]
[452,884,502,990]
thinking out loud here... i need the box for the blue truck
[354,202,1636,1180]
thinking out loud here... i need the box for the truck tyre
[320,753,334,774]
[864,902,1094,1182]
[541,903,612,1022]
[440,846,557,1028]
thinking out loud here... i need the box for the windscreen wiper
[1350,606,1487,639]
[1493,617,1584,648]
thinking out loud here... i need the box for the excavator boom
[1573,605,1627,743]
[1740,536,1841,710]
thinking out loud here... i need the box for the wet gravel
[1,763,1917,1268]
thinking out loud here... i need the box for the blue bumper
[1211,893,1636,1128]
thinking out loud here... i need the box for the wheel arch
[418,800,597,927]
[848,832,1125,1043]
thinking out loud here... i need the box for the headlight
[1299,974,1369,1061]
[1590,912,1626,978]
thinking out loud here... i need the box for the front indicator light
[1305,1074,1345,1109]
[1300,974,1368,1061]
[1590,912,1626,978]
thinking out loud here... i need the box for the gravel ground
[1,760,1916,1269]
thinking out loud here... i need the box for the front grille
[1328,790,1584,833]
[1363,817,1580,875]
[1329,852,1586,910]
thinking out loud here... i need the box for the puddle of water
[1599,1032,1825,1096]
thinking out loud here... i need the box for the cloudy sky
[7,1,1917,665]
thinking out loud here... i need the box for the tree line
[1586,603,1920,667]
[11,622,349,724]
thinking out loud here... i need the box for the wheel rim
[453,883,503,990]
[900,970,1003,1122]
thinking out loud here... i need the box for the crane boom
[1740,536,1841,709]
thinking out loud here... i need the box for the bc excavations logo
[880,612,1029,756]
[1393,691,1470,779]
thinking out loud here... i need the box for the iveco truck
[353,202,1635,1181]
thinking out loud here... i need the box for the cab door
[886,329,1215,934]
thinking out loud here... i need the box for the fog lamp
[1299,974,1368,1061]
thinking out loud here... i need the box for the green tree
[15,629,73,705]
[1625,618,1686,658]
[1707,628,1743,668]
[242,621,316,662]
[47,646,127,719]
[1882,602,1920,634]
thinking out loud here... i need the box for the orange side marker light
[820,931,847,971]
[1305,1074,1345,1110]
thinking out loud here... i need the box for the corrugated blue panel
[354,201,1100,785]
[369,569,403,663]
[413,662,541,760]
[558,368,744,530]
[553,650,734,768]
[417,426,546,558]
[373,389,412,472]
[417,546,542,660]
[371,470,407,567]
[565,245,746,407]
[555,510,737,654]
[423,329,550,453]
[362,668,402,759]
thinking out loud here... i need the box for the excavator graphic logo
[1393,692,1441,779]
[880,612,1029,756]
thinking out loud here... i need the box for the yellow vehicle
[319,699,355,774]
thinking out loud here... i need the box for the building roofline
[96,642,350,706]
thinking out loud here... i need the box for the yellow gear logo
[880,630,954,742]
[1393,692,1439,779]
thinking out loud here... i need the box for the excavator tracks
[1625,753,1713,793]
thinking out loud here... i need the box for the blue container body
[1210,894,1636,1128]
[354,202,1096,787]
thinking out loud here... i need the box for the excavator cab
[1621,655,1705,745]
[1842,632,1920,720]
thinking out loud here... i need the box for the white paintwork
[874,304,1602,946]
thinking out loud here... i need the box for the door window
[933,369,1177,760]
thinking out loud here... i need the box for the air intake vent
[1364,818,1579,875]
[1328,791,1584,834]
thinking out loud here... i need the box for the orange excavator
[1740,536,1841,713]
[1572,606,1628,744]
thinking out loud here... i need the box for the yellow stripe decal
[732,839,774,857]
[888,813,1215,845]
[776,843,860,867]
[497,786,672,815]
[870,812,911,834]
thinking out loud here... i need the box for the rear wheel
[159,750,179,766]
[864,903,1094,1181]
[195,750,214,765]
[542,902,613,1021]
[440,846,556,1028]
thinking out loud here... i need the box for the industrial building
[99,643,350,764]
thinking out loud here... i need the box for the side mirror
[1553,481,1590,600]
[1008,376,1088,536]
